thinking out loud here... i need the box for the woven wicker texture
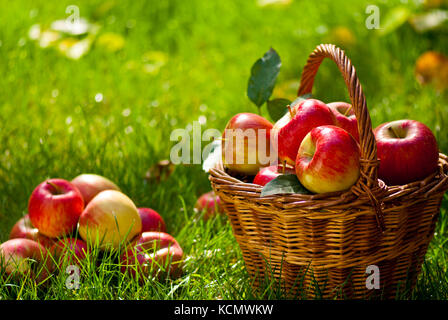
[209,44,448,299]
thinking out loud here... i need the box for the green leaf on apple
[266,98,292,122]
[260,173,311,197]
[247,48,281,108]
[266,93,312,122]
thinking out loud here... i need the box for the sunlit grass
[0,0,447,299]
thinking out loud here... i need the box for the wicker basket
[209,44,448,299]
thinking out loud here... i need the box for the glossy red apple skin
[222,113,274,175]
[253,164,296,186]
[327,102,359,142]
[374,119,439,185]
[0,238,54,282]
[195,191,223,219]
[296,125,360,194]
[9,214,55,249]
[138,208,167,233]
[120,232,183,280]
[28,179,84,238]
[71,174,120,205]
[273,99,336,166]
[50,238,89,267]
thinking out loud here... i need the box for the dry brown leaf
[145,160,175,183]
[415,51,448,90]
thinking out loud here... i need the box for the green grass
[0,0,447,300]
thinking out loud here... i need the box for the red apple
[296,125,360,193]
[273,99,336,166]
[138,208,167,233]
[78,190,142,250]
[50,238,89,267]
[327,102,359,142]
[222,113,274,175]
[28,179,84,238]
[9,214,55,248]
[374,119,439,185]
[71,173,120,205]
[253,164,296,186]
[194,191,223,219]
[0,238,54,282]
[120,232,183,280]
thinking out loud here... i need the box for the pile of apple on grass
[0,174,208,286]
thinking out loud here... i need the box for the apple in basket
[0,238,54,282]
[253,164,296,186]
[374,119,439,185]
[296,125,361,193]
[222,113,274,175]
[28,178,84,238]
[120,231,184,279]
[327,102,359,142]
[272,98,336,166]
[71,173,121,205]
[78,190,142,250]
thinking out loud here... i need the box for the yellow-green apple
[273,99,336,166]
[138,208,166,233]
[28,179,84,238]
[9,214,55,249]
[327,102,359,142]
[78,190,142,250]
[373,119,439,185]
[0,238,54,282]
[252,164,295,186]
[222,113,274,175]
[296,125,360,193]
[71,173,120,205]
[194,190,223,219]
[120,231,183,280]
[50,237,89,268]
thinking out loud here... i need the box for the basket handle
[298,44,385,231]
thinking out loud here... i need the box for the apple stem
[302,151,314,158]
[287,105,293,117]
[46,181,62,194]
[343,104,353,116]
[388,125,401,139]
